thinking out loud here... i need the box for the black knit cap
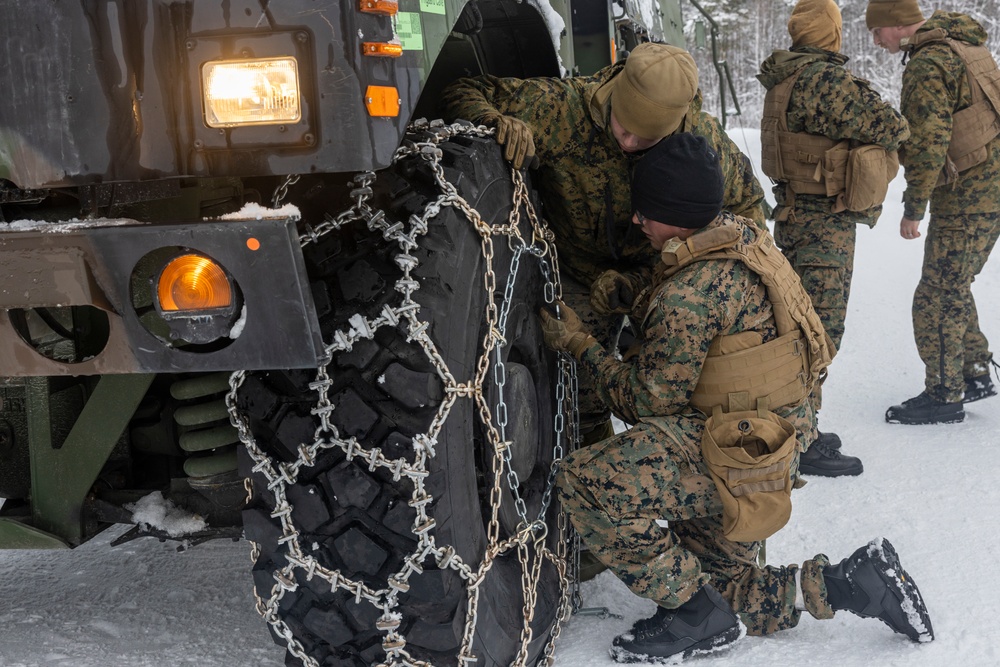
[631,133,724,229]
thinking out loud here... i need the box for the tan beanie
[865,0,924,30]
[788,0,843,53]
[602,43,698,140]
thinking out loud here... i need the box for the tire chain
[226,120,581,667]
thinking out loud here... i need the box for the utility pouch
[843,146,898,211]
[938,101,996,187]
[701,405,797,543]
[821,141,850,198]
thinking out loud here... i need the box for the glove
[539,301,595,358]
[494,116,536,170]
[590,270,636,315]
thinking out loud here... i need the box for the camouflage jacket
[901,11,1000,218]
[577,212,787,424]
[440,64,765,286]
[757,47,910,225]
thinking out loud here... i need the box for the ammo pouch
[701,405,797,543]
[842,145,899,212]
[814,141,898,212]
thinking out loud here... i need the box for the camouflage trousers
[914,211,1000,402]
[775,210,858,414]
[562,275,625,435]
[556,416,835,636]
[774,212,857,350]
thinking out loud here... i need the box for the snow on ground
[0,529,285,666]
[3,129,999,666]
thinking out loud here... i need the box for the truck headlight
[202,57,301,127]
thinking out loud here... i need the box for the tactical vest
[905,28,1000,186]
[653,221,836,415]
[760,65,899,214]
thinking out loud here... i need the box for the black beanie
[631,133,724,229]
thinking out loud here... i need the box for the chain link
[271,173,301,208]
[229,120,581,667]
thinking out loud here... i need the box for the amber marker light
[359,0,398,16]
[157,254,233,312]
[365,85,401,117]
[246,237,261,251]
[362,42,403,57]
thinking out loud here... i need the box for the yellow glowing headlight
[202,57,301,127]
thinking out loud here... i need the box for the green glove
[494,116,536,170]
[590,270,636,315]
[539,301,594,358]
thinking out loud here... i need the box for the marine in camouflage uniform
[757,0,909,474]
[867,2,1000,423]
[542,135,932,662]
[759,3,909,351]
[557,211,827,637]
[440,45,765,436]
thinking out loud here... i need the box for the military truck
[0,2,692,666]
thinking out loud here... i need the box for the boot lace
[632,606,674,639]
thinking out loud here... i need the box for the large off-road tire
[237,134,563,667]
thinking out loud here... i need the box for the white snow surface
[3,129,999,666]
[214,202,301,221]
[1,201,300,232]
[125,492,208,538]
[1,218,144,232]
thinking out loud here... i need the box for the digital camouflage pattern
[757,47,909,353]
[576,213,814,441]
[900,12,1000,401]
[555,213,835,633]
[774,213,856,351]
[914,212,1000,401]
[556,421,835,635]
[440,61,766,288]
[441,60,765,433]
[900,11,1000,220]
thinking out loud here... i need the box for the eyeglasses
[635,210,647,224]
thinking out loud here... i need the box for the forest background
[684,0,1000,129]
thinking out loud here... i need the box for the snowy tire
[237,134,563,667]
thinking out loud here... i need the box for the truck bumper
[0,217,324,375]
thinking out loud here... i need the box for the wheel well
[413,0,561,123]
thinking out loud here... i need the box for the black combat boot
[798,440,862,477]
[885,391,964,425]
[610,585,745,664]
[964,375,997,404]
[824,538,934,643]
[814,430,841,450]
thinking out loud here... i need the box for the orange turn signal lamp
[157,254,233,312]
[365,85,400,117]
[362,42,403,58]
[359,0,398,16]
